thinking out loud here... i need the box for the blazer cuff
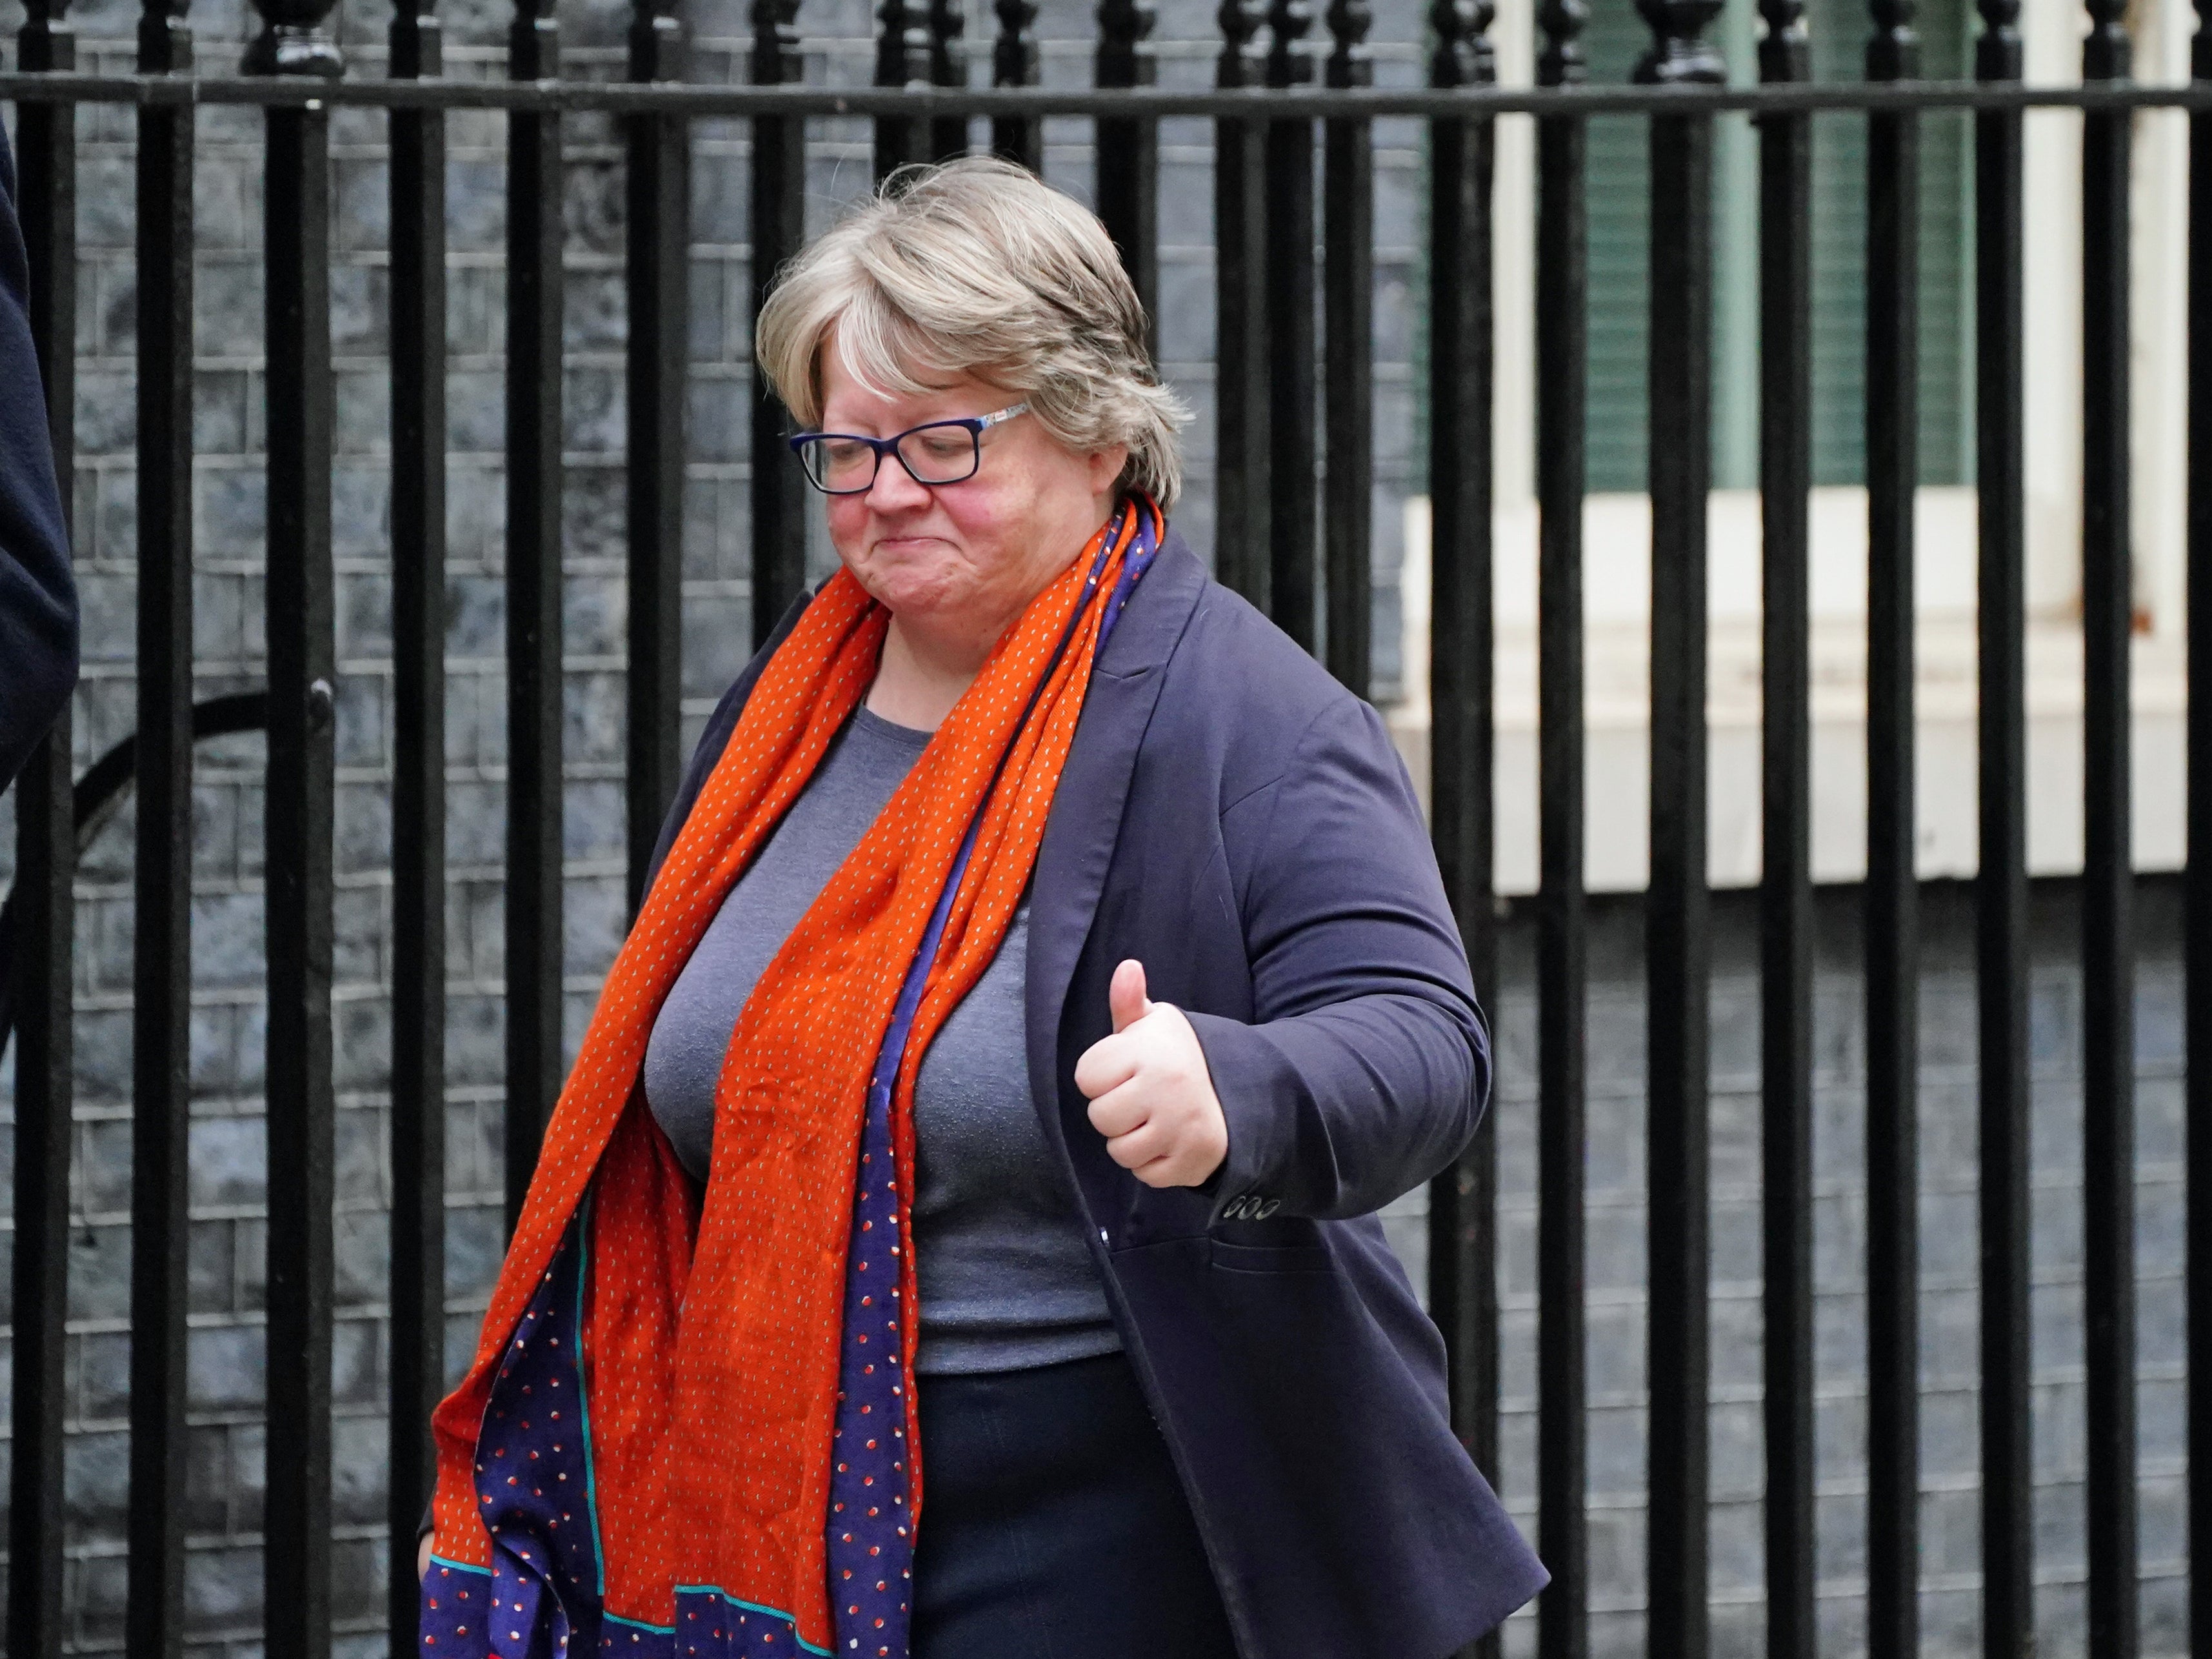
[1184,1010,1298,1225]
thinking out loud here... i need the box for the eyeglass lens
[798,423,982,493]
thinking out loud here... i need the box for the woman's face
[816,348,1128,641]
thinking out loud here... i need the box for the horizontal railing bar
[1,73,2211,115]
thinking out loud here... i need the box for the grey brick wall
[0,1,2189,1652]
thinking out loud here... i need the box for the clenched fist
[1073,960,1229,1189]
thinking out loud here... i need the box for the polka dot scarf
[421,498,1163,1659]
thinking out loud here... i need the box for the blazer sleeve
[1183,694,1491,1223]
[0,118,75,796]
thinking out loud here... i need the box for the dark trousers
[913,1351,1239,1659]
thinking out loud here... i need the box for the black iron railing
[0,0,2208,1649]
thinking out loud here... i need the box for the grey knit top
[639,706,1122,1376]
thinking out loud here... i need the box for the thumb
[1109,958,1152,1034]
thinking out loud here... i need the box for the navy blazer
[0,119,75,795]
[648,530,1548,1658]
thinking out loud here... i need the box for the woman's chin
[853,565,966,622]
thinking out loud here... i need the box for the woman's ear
[1090,443,1131,497]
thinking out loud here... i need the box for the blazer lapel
[1022,531,1208,1172]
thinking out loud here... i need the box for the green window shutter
[1576,0,1975,493]
[1581,10,1656,495]
[1805,0,1975,485]
[1577,0,1762,494]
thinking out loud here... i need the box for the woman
[419,157,1544,1659]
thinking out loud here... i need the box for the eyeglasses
[788,403,1030,495]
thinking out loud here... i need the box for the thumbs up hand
[1073,960,1230,1189]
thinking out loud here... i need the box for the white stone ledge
[1393,489,2188,895]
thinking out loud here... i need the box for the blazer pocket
[1208,1238,1333,1274]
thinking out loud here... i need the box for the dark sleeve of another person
[0,117,76,796]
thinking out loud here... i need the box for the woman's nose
[864,450,932,512]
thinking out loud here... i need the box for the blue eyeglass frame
[787,401,1031,494]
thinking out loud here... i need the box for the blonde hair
[754,157,1190,509]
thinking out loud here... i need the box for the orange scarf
[422,499,1159,1657]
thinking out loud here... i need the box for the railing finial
[752,0,801,85]
[392,0,440,79]
[994,0,1040,96]
[1431,0,1494,88]
[632,0,683,82]
[139,0,190,74]
[245,0,345,76]
[1099,0,1157,88]
[1266,0,1315,88]
[1536,0,1585,85]
[990,0,1041,166]
[930,0,966,90]
[1633,0,1724,83]
[1324,0,1370,88]
[510,0,557,81]
[1217,0,1265,88]
[2083,0,2129,79]
[877,0,932,90]
[994,0,1039,87]
[1758,0,1808,82]
[1974,0,2020,77]
[1866,0,1917,79]
[17,0,72,73]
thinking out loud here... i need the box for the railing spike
[631,0,683,83]
[1324,0,1368,88]
[753,0,801,83]
[385,0,448,1639]
[1099,0,1157,89]
[1634,0,1724,85]
[1430,0,1494,87]
[139,0,187,72]
[245,0,343,72]
[1755,0,1815,1650]
[877,0,932,94]
[750,0,806,639]
[1759,0,1807,84]
[1263,0,1318,648]
[1422,5,1500,1658]
[931,0,967,85]
[1268,0,1315,89]
[126,0,197,1641]
[991,0,1041,165]
[247,0,343,1644]
[2079,0,2137,1644]
[2084,0,2129,81]
[16,0,69,69]
[511,0,557,78]
[1219,0,1265,88]
[993,0,1039,90]
[1096,0,1157,343]
[1537,0,1584,87]
[1868,0,1918,79]
[874,0,931,175]
[928,0,967,155]
[1974,0,2022,79]
[503,0,566,1232]
[392,0,439,74]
